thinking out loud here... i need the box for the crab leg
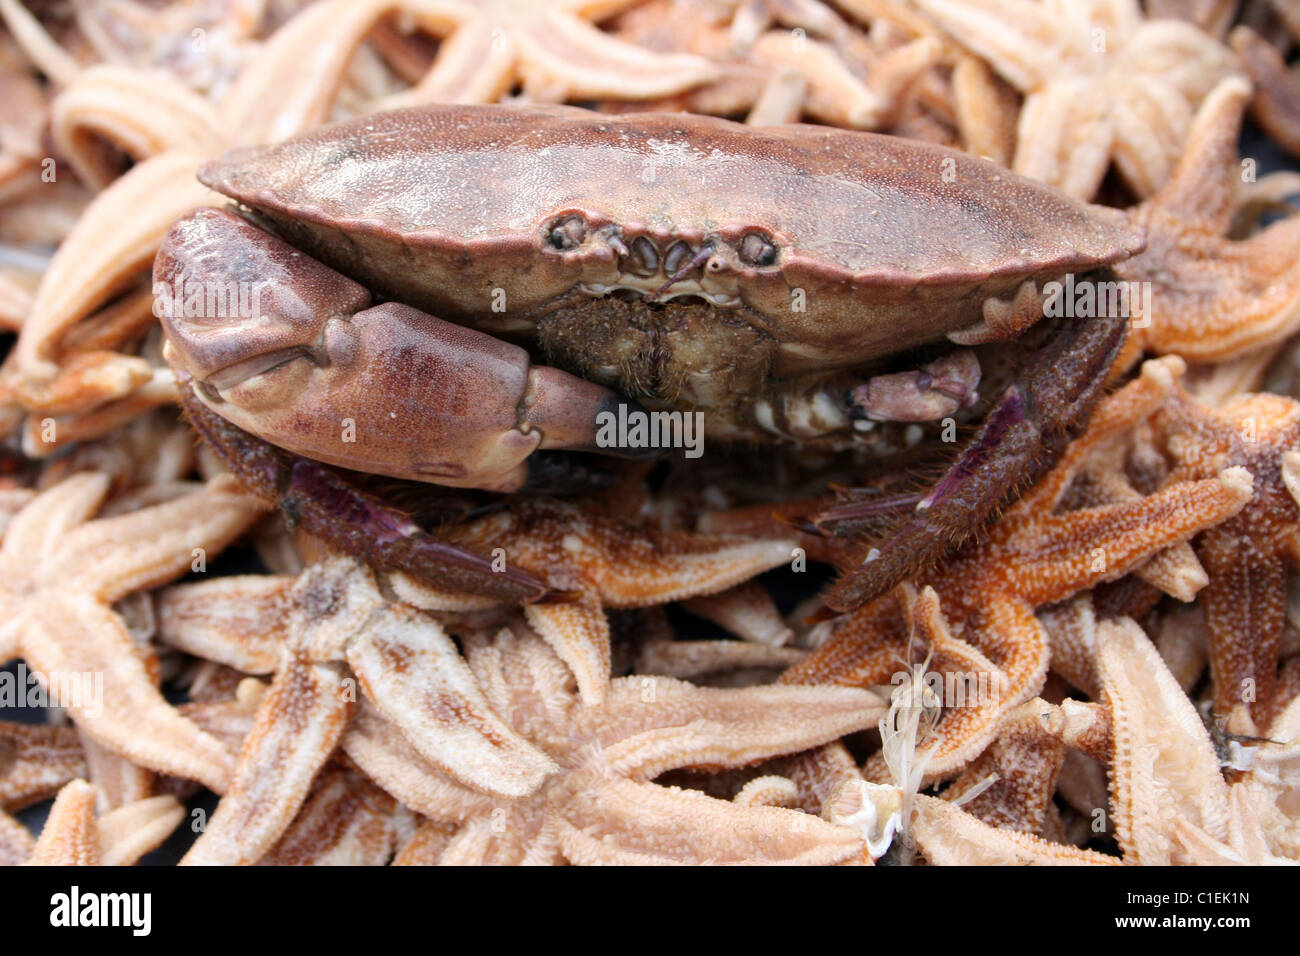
[177,387,551,604]
[157,208,656,495]
[823,307,1128,612]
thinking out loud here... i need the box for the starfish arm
[50,64,222,189]
[12,151,216,389]
[260,770,402,866]
[392,819,461,865]
[1013,82,1115,200]
[596,677,885,779]
[2,471,110,558]
[594,534,796,606]
[183,654,353,865]
[517,9,717,100]
[218,0,402,144]
[635,637,805,679]
[558,776,865,865]
[0,0,80,85]
[0,809,34,865]
[952,53,1019,166]
[1110,82,1191,199]
[908,0,1062,91]
[681,580,793,645]
[77,731,153,810]
[346,604,558,797]
[396,16,518,106]
[1200,538,1286,725]
[1096,618,1232,864]
[0,721,86,811]
[437,810,563,866]
[1232,26,1300,157]
[781,587,914,686]
[1014,468,1252,607]
[59,475,266,603]
[524,593,611,705]
[1138,76,1250,232]
[19,597,235,793]
[915,597,1041,778]
[155,575,294,674]
[26,779,102,865]
[911,794,1119,865]
[748,32,889,129]
[941,698,1066,833]
[341,701,492,822]
[97,795,185,866]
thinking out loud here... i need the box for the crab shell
[194,104,1145,379]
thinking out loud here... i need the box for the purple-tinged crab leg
[178,386,551,604]
[824,308,1127,612]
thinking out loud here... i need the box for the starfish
[414,496,799,703]
[346,621,885,864]
[1093,617,1291,864]
[156,558,555,865]
[1231,22,1300,157]
[907,0,1240,199]
[259,766,411,865]
[0,471,266,792]
[0,720,88,812]
[909,614,1297,865]
[24,778,184,865]
[783,357,1253,777]
[605,0,941,128]
[1151,384,1300,727]
[373,0,717,107]
[1113,75,1300,366]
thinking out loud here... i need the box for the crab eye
[739,232,778,267]
[547,216,587,251]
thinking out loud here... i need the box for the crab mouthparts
[652,243,717,300]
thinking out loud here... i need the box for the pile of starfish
[1,0,1299,865]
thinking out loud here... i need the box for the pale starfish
[1115,76,1300,365]
[907,0,1240,199]
[0,471,266,792]
[1231,22,1300,157]
[346,621,884,864]
[373,0,717,107]
[24,778,183,865]
[156,558,555,865]
[0,720,88,811]
[259,766,412,865]
[415,496,799,703]
[783,358,1252,777]
[607,0,941,128]
[1094,618,1289,864]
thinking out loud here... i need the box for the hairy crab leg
[824,307,1128,612]
[178,386,551,604]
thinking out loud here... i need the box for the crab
[154,104,1145,611]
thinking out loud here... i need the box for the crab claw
[157,208,656,493]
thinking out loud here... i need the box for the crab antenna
[653,243,715,299]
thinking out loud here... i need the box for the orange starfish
[1152,385,1300,727]
[1115,76,1300,365]
[782,358,1252,777]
